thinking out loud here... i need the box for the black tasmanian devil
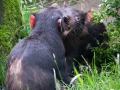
[60,4,109,75]
[6,3,71,90]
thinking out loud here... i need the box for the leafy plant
[91,0,120,69]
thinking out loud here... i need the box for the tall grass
[65,62,120,90]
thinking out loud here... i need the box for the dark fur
[6,6,70,90]
[61,6,108,74]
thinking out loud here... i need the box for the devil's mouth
[62,25,71,36]
[58,18,72,36]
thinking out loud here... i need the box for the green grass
[62,63,120,90]
[54,53,120,90]
[0,57,6,89]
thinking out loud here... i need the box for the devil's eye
[75,17,80,21]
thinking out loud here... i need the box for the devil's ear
[29,13,35,28]
[58,19,62,27]
[85,10,91,24]
[63,1,68,7]
[64,1,67,5]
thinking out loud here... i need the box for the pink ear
[29,13,35,27]
[64,1,67,5]
[86,10,91,23]
[58,19,61,27]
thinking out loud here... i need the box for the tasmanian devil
[60,4,109,74]
[6,4,71,90]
